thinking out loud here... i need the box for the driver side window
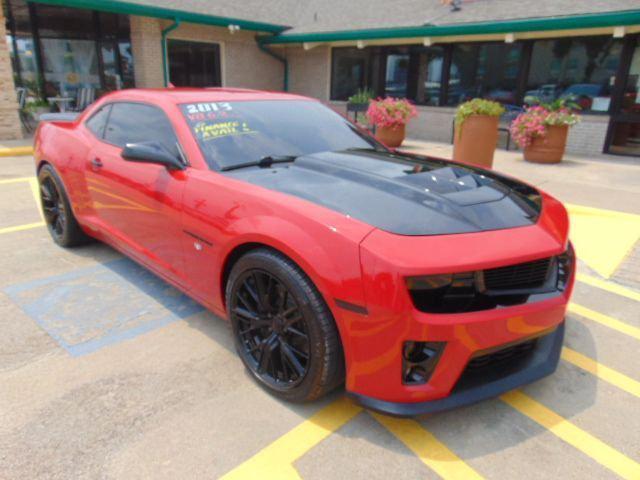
[104,102,179,157]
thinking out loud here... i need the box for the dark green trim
[256,37,288,91]
[261,10,640,44]
[29,0,289,33]
[161,19,180,87]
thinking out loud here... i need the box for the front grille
[483,257,552,291]
[466,339,537,372]
[406,245,574,314]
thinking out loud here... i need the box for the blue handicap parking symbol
[4,258,204,356]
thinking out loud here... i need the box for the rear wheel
[226,248,344,402]
[38,164,91,247]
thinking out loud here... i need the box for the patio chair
[72,87,96,112]
[16,87,32,133]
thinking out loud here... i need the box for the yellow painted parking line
[221,397,362,480]
[0,221,45,235]
[28,177,44,220]
[576,273,640,303]
[501,390,640,479]
[0,146,33,157]
[569,303,640,341]
[0,176,35,185]
[372,413,484,480]
[562,347,640,398]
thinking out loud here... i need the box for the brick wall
[286,46,331,100]
[129,16,283,90]
[0,3,23,140]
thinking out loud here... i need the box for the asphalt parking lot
[1,144,639,479]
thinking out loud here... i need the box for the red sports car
[34,88,574,416]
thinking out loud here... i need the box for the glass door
[606,35,640,157]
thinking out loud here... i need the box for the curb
[0,146,34,157]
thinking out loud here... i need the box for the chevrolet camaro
[34,88,575,416]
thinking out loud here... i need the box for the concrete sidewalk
[401,139,640,215]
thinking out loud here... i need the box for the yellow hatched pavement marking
[372,413,484,480]
[0,222,45,235]
[569,303,640,341]
[28,177,44,220]
[501,390,640,480]
[576,273,640,303]
[220,397,362,480]
[562,347,640,398]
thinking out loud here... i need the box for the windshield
[180,100,380,170]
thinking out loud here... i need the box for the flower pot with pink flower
[510,98,580,164]
[366,97,417,148]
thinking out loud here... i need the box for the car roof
[101,88,315,104]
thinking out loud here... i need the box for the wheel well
[220,242,272,308]
[36,160,50,172]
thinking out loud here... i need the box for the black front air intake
[483,257,552,291]
[407,245,574,314]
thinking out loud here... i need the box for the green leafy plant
[455,98,505,136]
[348,88,375,104]
[24,98,50,114]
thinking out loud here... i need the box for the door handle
[91,157,103,168]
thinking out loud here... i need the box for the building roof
[32,0,640,39]
[286,0,640,34]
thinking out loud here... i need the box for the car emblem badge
[194,241,203,251]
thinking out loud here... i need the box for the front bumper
[348,322,564,417]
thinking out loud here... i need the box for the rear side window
[85,105,112,138]
[104,102,179,156]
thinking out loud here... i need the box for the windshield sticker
[185,102,232,114]
[193,120,256,141]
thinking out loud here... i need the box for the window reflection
[415,48,444,106]
[526,37,623,112]
[331,47,369,101]
[447,43,522,106]
[385,52,409,97]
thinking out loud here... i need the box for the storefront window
[41,38,100,96]
[415,47,444,106]
[526,37,623,112]
[5,0,133,99]
[385,51,409,97]
[608,38,640,156]
[446,43,522,106]
[331,47,369,100]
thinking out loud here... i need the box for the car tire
[38,164,92,247]
[226,248,344,402]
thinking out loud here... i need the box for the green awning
[260,10,640,44]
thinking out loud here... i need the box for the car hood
[224,149,543,236]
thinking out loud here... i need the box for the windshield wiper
[221,155,297,172]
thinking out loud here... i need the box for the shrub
[348,88,375,104]
[366,97,418,129]
[510,98,580,149]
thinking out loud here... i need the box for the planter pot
[453,114,499,169]
[524,125,569,164]
[375,124,406,148]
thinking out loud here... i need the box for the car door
[84,101,188,285]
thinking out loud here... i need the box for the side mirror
[121,141,184,170]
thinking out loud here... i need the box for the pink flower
[367,97,418,129]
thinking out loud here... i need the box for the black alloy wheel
[227,249,344,402]
[38,164,91,247]
[232,269,311,389]
[41,175,66,242]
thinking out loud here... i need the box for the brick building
[2,0,640,158]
